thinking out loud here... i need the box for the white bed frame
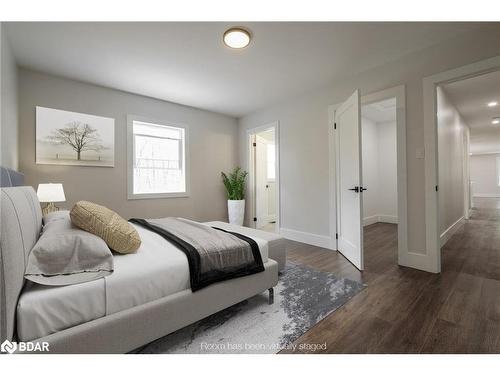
[0,186,279,353]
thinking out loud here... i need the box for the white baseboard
[363,214,398,226]
[279,227,334,250]
[473,193,500,198]
[440,216,464,247]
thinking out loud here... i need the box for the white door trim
[423,55,500,273]
[246,122,281,233]
[328,85,409,268]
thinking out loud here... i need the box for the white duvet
[16,222,268,342]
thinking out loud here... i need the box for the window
[128,117,188,198]
[267,143,276,180]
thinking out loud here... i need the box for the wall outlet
[416,147,425,159]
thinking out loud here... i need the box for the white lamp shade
[37,183,66,203]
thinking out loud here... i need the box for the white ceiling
[6,22,485,117]
[443,69,500,130]
[443,69,500,154]
[362,98,396,123]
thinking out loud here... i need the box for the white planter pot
[227,200,245,226]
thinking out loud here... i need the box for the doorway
[423,56,500,273]
[437,69,500,248]
[361,98,399,268]
[248,122,280,233]
[329,85,408,271]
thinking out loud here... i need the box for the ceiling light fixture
[492,118,500,125]
[487,101,498,107]
[223,27,251,49]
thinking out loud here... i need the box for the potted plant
[221,167,248,226]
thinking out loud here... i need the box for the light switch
[416,147,425,159]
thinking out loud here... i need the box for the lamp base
[42,202,60,216]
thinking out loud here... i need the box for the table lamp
[37,183,66,215]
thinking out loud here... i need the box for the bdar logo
[1,340,17,354]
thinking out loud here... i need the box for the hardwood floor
[282,200,500,353]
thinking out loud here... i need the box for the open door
[255,135,269,229]
[335,90,364,270]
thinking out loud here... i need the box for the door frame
[247,121,281,232]
[423,55,500,273]
[328,85,408,268]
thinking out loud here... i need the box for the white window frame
[127,115,190,199]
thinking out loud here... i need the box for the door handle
[347,186,367,193]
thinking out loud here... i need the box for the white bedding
[17,222,269,341]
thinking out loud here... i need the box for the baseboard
[473,193,500,198]
[440,216,464,247]
[279,227,334,250]
[399,251,440,274]
[363,214,398,226]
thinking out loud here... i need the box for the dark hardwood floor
[282,199,500,353]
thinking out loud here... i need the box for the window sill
[128,192,189,200]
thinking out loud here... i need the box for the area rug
[136,262,365,354]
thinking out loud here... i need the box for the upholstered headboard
[0,167,25,187]
[0,187,42,341]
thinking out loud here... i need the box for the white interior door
[255,135,269,229]
[335,90,364,270]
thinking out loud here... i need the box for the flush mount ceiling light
[487,101,498,107]
[492,118,500,125]
[223,27,251,49]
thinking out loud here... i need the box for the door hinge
[253,217,257,222]
[334,122,337,130]
[335,233,338,240]
[435,185,439,192]
[253,142,256,147]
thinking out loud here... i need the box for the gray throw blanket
[129,217,265,291]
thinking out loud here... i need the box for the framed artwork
[36,106,115,167]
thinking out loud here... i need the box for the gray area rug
[136,262,365,354]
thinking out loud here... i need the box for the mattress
[17,222,269,342]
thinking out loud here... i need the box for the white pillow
[25,211,114,286]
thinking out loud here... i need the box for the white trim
[423,55,500,274]
[279,227,334,249]
[246,122,281,234]
[473,193,500,198]
[470,151,500,156]
[440,216,465,247]
[328,85,408,268]
[463,129,471,220]
[363,215,398,226]
[363,215,379,227]
[127,114,190,200]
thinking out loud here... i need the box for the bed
[0,183,284,353]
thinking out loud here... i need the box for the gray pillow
[25,210,114,286]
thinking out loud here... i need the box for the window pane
[267,144,276,180]
[132,121,185,195]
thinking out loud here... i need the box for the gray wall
[238,25,500,254]
[1,23,19,170]
[19,69,238,221]
[437,87,469,235]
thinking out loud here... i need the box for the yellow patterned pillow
[70,201,141,254]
